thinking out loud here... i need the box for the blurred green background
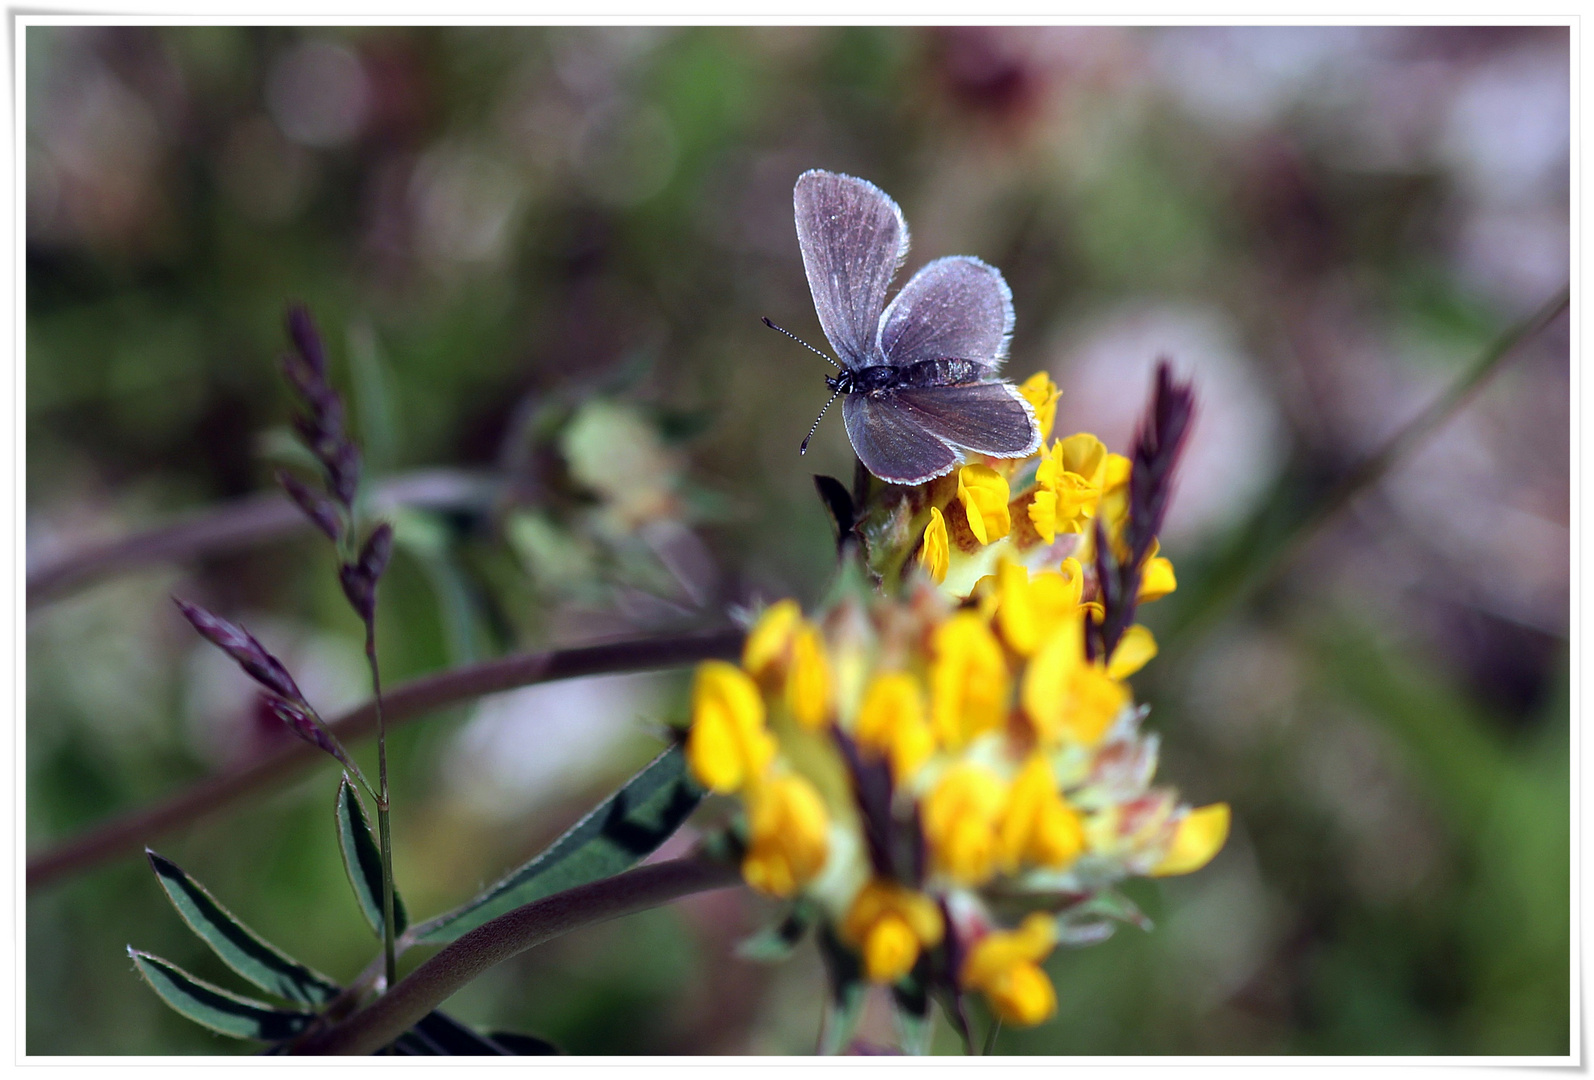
[26,25,1569,1055]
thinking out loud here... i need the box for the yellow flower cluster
[916,372,1176,603]
[684,558,1228,1029]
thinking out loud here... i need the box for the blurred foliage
[26,25,1568,1054]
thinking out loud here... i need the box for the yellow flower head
[956,464,1011,546]
[686,661,774,793]
[1018,371,1062,444]
[930,612,1011,749]
[918,506,949,584]
[961,912,1058,1027]
[923,763,1008,886]
[842,879,946,983]
[741,774,831,898]
[1022,618,1129,747]
[854,671,935,783]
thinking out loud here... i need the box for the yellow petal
[787,622,833,729]
[1058,432,1108,487]
[1151,803,1231,877]
[923,764,1007,886]
[1018,372,1061,443]
[742,599,801,678]
[1106,624,1157,681]
[1138,556,1177,603]
[1021,617,1082,741]
[957,465,1012,546]
[930,612,1010,749]
[742,774,830,896]
[962,912,1057,988]
[984,962,1057,1026]
[855,672,934,782]
[862,913,919,983]
[918,506,950,584]
[686,661,772,793]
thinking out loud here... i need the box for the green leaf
[127,949,316,1041]
[891,966,934,1056]
[335,776,408,939]
[816,925,868,1056]
[412,742,703,945]
[734,899,817,962]
[145,849,339,1007]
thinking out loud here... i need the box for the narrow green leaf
[383,1011,562,1055]
[735,900,817,962]
[816,925,868,1056]
[335,777,408,939]
[412,742,702,945]
[144,850,339,1007]
[487,1031,561,1055]
[127,948,316,1042]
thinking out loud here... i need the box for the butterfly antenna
[763,317,840,370]
[800,390,842,454]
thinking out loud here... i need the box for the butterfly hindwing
[842,393,960,485]
[888,383,1041,459]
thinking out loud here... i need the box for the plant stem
[291,854,741,1055]
[980,1016,1002,1056]
[366,621,397,998]
[26,468,494,610]
[26,627,744,891]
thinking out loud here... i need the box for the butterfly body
[827,357,995,396]
[790,169,1041,485]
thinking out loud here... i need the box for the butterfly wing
[889,382,1041,459]
[878,255,1014,370]
[843,392,960,485]
[794,170,910,368]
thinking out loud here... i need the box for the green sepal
[734,899,818,962]
[1055,888,1153,946]
[145,849,339,1007]
[411,742,702,945]
[127,948,317,1042]
[335,776,408,939]
[891,961,935,1056]
[815,925,868,1056]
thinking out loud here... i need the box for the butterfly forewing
[889,383,1041,459]
[842,393,960,485]
[878,256,1015,370]
[794,170,910,368]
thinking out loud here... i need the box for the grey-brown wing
[889,382,1041,459]
[878,256,1014,370]
[794,170,909,369]
[843,393,960,485]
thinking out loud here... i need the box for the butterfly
[775,169,1041,486]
